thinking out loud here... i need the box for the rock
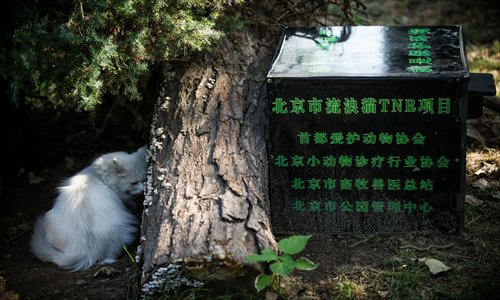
[75,280,87,286]
[465,194,484,206]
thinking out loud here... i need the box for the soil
[1,0,499,299]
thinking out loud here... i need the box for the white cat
[31,146,147,271]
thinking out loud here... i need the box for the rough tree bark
[138,28,279,295]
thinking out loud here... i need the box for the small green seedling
[246,235,318,292]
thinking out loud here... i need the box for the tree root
[400,243,454,251]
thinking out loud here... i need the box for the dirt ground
[1,0,499,299]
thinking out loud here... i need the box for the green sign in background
[268,79,466,233]
[267,26,468,234]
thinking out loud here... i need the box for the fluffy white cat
[31,146,147,271]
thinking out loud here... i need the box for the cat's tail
[31,216,60,263]
[30,216,92,271]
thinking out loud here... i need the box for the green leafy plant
[2,0,244,111]
[246,235,318,292]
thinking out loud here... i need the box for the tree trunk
[138,29,278,295]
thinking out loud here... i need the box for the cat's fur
[31,146,147,271]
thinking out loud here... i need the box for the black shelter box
[267,26,496,234]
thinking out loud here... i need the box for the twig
[350,236,371,247]
[400,243,454,251]
[90,97,122,138]
[277,3,324,23]
[79,1,85,19]
[444,253,475,260]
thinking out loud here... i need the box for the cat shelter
[267,26,496,234]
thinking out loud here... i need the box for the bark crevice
[140,28,278,295]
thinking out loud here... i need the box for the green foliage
[2,0,244,111]
[246,235,318,293]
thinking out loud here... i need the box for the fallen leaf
[472,178,489,189]
[474,162,498,176]
[424,258,451,275]
[465,194,484,207]
[64,157,75,170]
[265,291,278,300]
[16,168,25,177]
[75,279,87,286]
[17,223,32,231]
[93,266,121,278]
[474,170,486,176]
[377,290,389,298]
[28,172,45,185]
